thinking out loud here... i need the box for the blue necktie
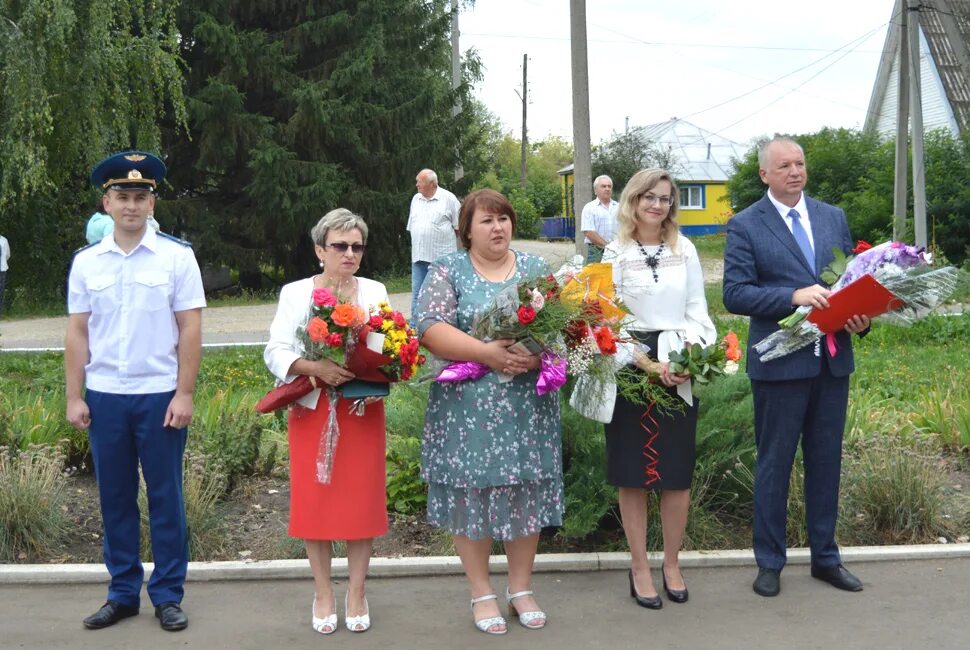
[788,209,815,272]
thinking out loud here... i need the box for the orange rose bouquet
[298,287,368,366]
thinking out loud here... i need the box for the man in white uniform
[65,151,206,633]
[0,232,9,316]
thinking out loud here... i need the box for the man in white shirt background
[406,168,460,324]
[0,232,9,317]
[581,175,619,263]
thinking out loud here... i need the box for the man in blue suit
[723,137,869,597]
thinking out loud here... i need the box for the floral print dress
[416,250,564,541]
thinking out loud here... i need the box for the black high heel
[628,570,662,609]
[662,567,689,603]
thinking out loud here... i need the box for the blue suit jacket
[723,194,855,381]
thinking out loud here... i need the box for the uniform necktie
[788,209,815,272]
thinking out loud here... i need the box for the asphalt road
[2,560,967,649]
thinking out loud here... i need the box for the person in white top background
[406,168,460,325]
[602,168,716,610]
[0,231,9,317]
[581,174,619,263]
[65,151,205,633]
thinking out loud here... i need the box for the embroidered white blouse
[263,276,390,409]
[603,234,716,404]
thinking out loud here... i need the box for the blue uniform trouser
[750,362,849,571]
[410,260,431,328]
[87,389,188,608]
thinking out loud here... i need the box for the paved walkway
[0,240,725,350]
[3,559,968,648]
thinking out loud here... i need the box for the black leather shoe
[662,567,689,603]
[628,570,663,609]
[83,601,139,629]
[753,568,781,597]
[811,564,863,592]
[155,603,189,631]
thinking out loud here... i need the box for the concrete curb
[3,544,969,585]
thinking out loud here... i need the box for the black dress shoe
[811,564,863,592]
[753,568,781,597]
[628,570,663,609]
[83,601,139,629]
[662,567,689,603]
[155,602,189,631]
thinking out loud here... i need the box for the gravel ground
[0,240,724,349]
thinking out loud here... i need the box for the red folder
[807,274,904,334]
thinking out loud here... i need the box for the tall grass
[0,445,70,561]
[139,452,228,560]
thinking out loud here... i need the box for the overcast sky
[459,0,896,147]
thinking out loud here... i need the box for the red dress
[287,392,387,540]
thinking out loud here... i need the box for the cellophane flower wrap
[754,241,959,362]
[297,287,368,485]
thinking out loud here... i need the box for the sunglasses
[326,242,366,254]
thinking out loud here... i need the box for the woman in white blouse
[602,169,716,609]
[264,208,389,634]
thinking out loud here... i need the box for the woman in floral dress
[416,189,563,635]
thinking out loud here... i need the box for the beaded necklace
[635,240,665,283]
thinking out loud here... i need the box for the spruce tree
[165,0,476,285]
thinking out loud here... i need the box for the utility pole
[570,0,592,255]
[894,0,909,240]
[451,0,464,181]
[908,0,927,247]
[520,54,528,190]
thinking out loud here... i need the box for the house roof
[865,0,970,136]
[639,118,745,182]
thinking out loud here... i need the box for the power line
[462,31,882,54]
[680,20,891,121]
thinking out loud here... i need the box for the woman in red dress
[264,208,390,634]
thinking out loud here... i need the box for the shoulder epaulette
[73,242,98,255]
[157,231,193,247]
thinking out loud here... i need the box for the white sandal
[470,594,507,635]
[344,592,370,632]
[311,595,337,635]
[506,588,546,629]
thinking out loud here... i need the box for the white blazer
[263,276,390,409]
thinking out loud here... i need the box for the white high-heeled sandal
[344,592,371,633]
[470,594,507,635]
[311,595,337,635]
[506,588,546,629]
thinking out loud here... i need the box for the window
[680,185,704,210]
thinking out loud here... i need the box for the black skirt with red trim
[604,331,699,490]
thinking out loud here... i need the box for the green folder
[340,379,390,399]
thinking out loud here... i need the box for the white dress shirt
[580,198,619,244]
[0,235,9,272]
[603,234,716,404]
[407,187,461,263]
[264,276,390,409]
[766,190,815,250]
[67,228,206,394]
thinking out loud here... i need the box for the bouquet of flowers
[366,301,427,381]
[667,331,742,384]
[435,273,571,393]
[754,241,959,362]
[298,287,368,364]
[257,289,423,485]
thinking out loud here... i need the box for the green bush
[386,435,427,515]
[192,388,266,490]
[0,445,70,561]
